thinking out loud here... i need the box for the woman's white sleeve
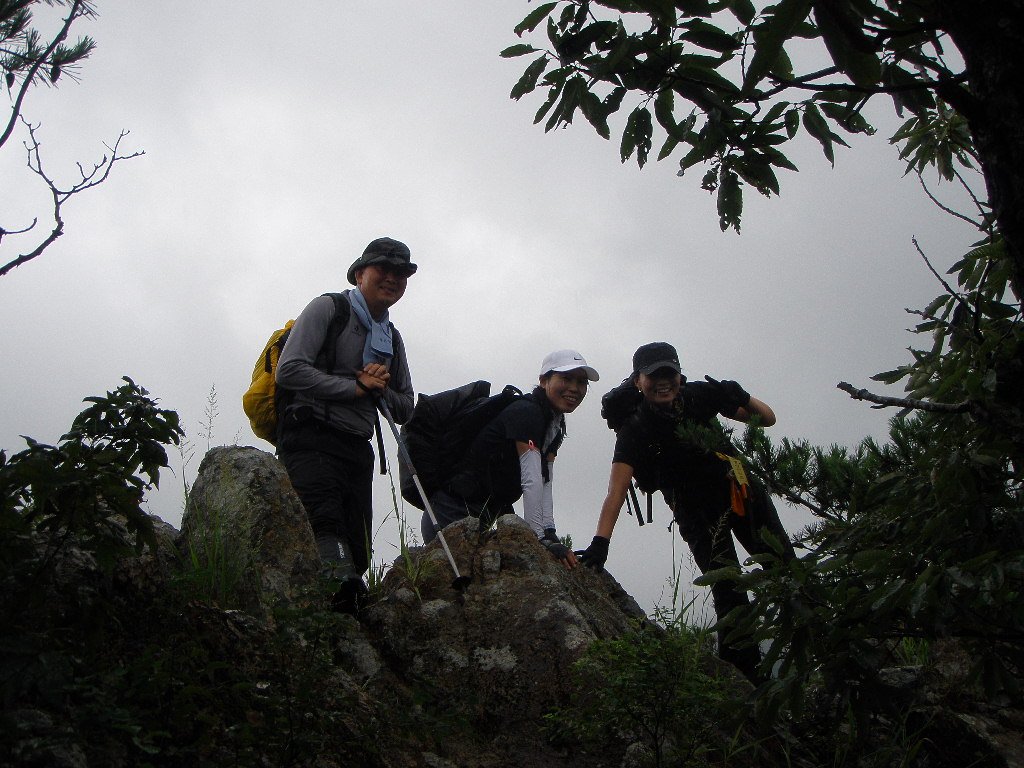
[519,448,549,537]
[541,460,555,532]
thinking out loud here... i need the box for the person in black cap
[578,341,794,680]
[275,236,417,613]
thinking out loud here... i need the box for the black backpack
[600,377,643,431]
[600,377,654,526]
[399,381,524,510]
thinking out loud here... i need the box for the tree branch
[764,69,968,99]
[837,381,971,413]
[1,0,86,149]
[0,120,144,278]
[915,174,980,230]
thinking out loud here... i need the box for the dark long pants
[279,438,374,575]
[668,480,794,680]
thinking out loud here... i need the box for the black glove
[540,529,573,562]
[705,376,750,413]
[576,536,610,570]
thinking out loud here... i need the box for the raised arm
[704,376,777,427]
[732,396,776,427]
[578,461,635,570]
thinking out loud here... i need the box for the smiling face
[355,263,408,318]
[540,369,590,414]
[636,367,682,410]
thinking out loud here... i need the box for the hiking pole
[374,395,471,591]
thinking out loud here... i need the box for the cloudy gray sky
[1,2,976,618]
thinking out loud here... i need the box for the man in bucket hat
[276,236,417,613]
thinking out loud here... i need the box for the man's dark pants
[278,422,375,575]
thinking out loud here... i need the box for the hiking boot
[316,534,359,580]
[332,576,368,617]
[316,534,367,616]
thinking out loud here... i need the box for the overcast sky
[1,2,977,619]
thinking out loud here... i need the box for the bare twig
[837,381,971,413]
[0,119,144,277]
[915,174,979,229]
[908,236,983,342]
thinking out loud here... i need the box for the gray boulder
[363,513,652,766]
[179,445,319,613]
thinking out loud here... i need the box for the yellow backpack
[242,293,349,445]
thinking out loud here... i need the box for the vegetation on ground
[507,0,1023,750]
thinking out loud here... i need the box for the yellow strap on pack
[716,452,749,517]
[716,452,748,486]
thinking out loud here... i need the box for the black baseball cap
[346,237,418,285]
[632,342,681,376]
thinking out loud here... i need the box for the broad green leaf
[680,20,741,52]
[884,63,935,118]
[500,43,539,58]
[802,103,835,164]
[760,99,790,126]
[580,90,612,139]
[658,133,680,160]
[784,107,800,138]
[675,63,742,95]
[814,4,881,87]
[545,74,588,129]
[742,0,812,94]
[727,0,757,25]
[717,168,742,231]
[596,0,646,13]
[851,549,893,569]
[621,106,653,166]
[869,363,908,381]
[514,2,558,36]
[533,85,561,124]
[769,44,794,79]
[980,298,1019,320]
[675,0,715,17]
[820,102,875,135]
[737,156,780,195]
[603,85,628,115]
[510,55,550,100]
[631,0,677,22]
[677,143,707,173]
[694,564,740,586]
[654,87,688,140]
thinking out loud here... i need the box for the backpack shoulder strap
[316,292,351,372]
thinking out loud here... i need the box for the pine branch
[837,381,971,413]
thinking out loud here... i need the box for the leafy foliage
[700,223,1023,731]
[0,381,383,767]
[545,620,748,767]
[505,0,969,232]
[0,376,183,570]
[509,0,1024,743]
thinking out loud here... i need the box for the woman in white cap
[421,349,600,568]
[578,341,792,680]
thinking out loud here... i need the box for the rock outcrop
[364,513,651,766]
[6,445,1024,768]
[180,445,319,614]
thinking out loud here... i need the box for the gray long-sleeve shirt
[275,291,414,439]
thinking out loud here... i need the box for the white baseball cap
[540,349,600,381]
